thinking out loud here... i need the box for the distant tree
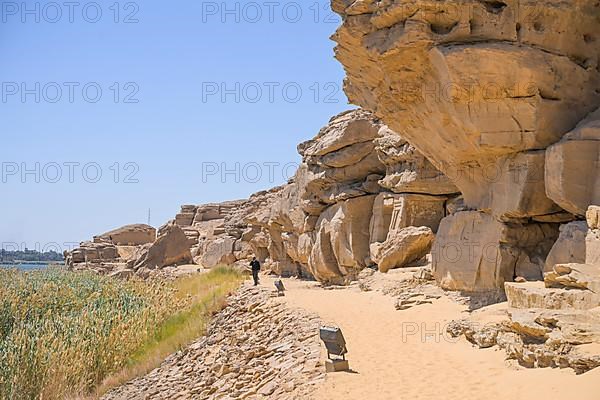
[0,249,64,263]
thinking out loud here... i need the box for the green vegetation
[0,248,64,263]
[0,266,242,400]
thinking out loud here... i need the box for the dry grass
[90,266,242,398]
[0,266,242,400]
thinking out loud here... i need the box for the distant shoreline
[0,261,63,271]
[0,260,62,265]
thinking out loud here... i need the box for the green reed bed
[0,266,242,400]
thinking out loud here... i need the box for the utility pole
[148,208,151,226]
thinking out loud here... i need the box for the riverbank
[103,283,325,400]
[102,273,600,400]
[0,261,59,270]
[0,266,241,400]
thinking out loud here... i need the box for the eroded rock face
[432,211,557,292]
[71,109,456,283]
[296,110,385,215]
[164,109,455,283]
[375,126,458,195]
[332,0,600,291]
[309,195,376,283]
[332,1,600,219]
[198,236,237,268]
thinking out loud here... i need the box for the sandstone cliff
[331,0,600,293]
[68,0,600,293]
[163,109,459,284]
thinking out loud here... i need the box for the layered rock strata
[170,110,458,284]
[332,0,600,292]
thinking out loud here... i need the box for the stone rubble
[103,284,325,400]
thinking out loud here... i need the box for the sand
[264,276,600,400]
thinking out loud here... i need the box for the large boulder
[544,221,588,272]
[545,109,600,216]
[309,195,376,283]
[93,224,156,246]
[371,226,434,272]
[198,236,237,268]
[134,223,193,270]
[545,263,600,294]
[505,281,600,311]
[432,211,557,292]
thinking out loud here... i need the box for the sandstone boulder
[70,242,118,264]
[134,223,193,270]
[309,195,375,283]
[198,236,237,268]
[93,224,156,246]
[433,211,557,292]
[297,109,381,157]
[588,206,600,230]
[545,263,600,294]
[371,226,434,273]
[588,229,600,266]
[544,221,588,272]
[116,245,139,262]
[505,281,600,311]
[545,110,600,216]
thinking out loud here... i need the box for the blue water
[0,263,56,271]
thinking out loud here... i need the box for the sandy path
[264,277,600,400]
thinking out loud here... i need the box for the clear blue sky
[0,1,351,251]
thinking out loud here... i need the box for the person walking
[250,257,261,286]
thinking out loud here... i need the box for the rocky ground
[103,283,325,400]
[101,270,600,400]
